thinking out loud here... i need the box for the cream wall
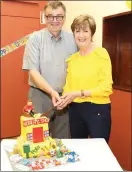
[63,1,131,46]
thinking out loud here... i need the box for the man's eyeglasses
[45,15,64,21]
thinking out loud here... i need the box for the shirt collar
[47,29,63,41]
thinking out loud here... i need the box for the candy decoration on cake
[56,147,63,158]
[5,101,80,171]
[23,144,30,159]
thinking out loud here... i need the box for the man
[22,1,77,138]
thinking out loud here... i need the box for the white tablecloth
[1,138,123,171]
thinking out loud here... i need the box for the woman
[57,14,113,143]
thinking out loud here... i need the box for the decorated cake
[16,115,55,158]
[5,101,79,171]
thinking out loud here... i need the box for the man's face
[45,7,65,33]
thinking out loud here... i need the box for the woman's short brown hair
[71,14,96,36]
[44,1,66,14]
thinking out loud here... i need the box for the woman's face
[74,24,92,49]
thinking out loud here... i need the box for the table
[1,138,123,171]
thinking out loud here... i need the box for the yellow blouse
[63,47,113,104]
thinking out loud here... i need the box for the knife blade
[41,107,56,117]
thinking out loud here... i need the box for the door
[1,0,47,138]
[103,12,132,92]
[33,127,44,143]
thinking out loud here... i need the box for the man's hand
[57,92,80,110]
[50,90,62,107]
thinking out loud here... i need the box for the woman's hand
[57,92,80,110]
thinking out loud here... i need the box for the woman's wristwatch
[81,90,85,98]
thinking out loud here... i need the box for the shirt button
[98,113,100,116]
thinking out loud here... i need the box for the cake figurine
[23,100,35,117]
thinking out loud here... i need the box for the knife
[41,107,56,117]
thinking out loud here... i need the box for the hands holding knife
[43,90,91,117]
[41,90,91,123]
[53,90,91,110]
[53,91,81,110]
